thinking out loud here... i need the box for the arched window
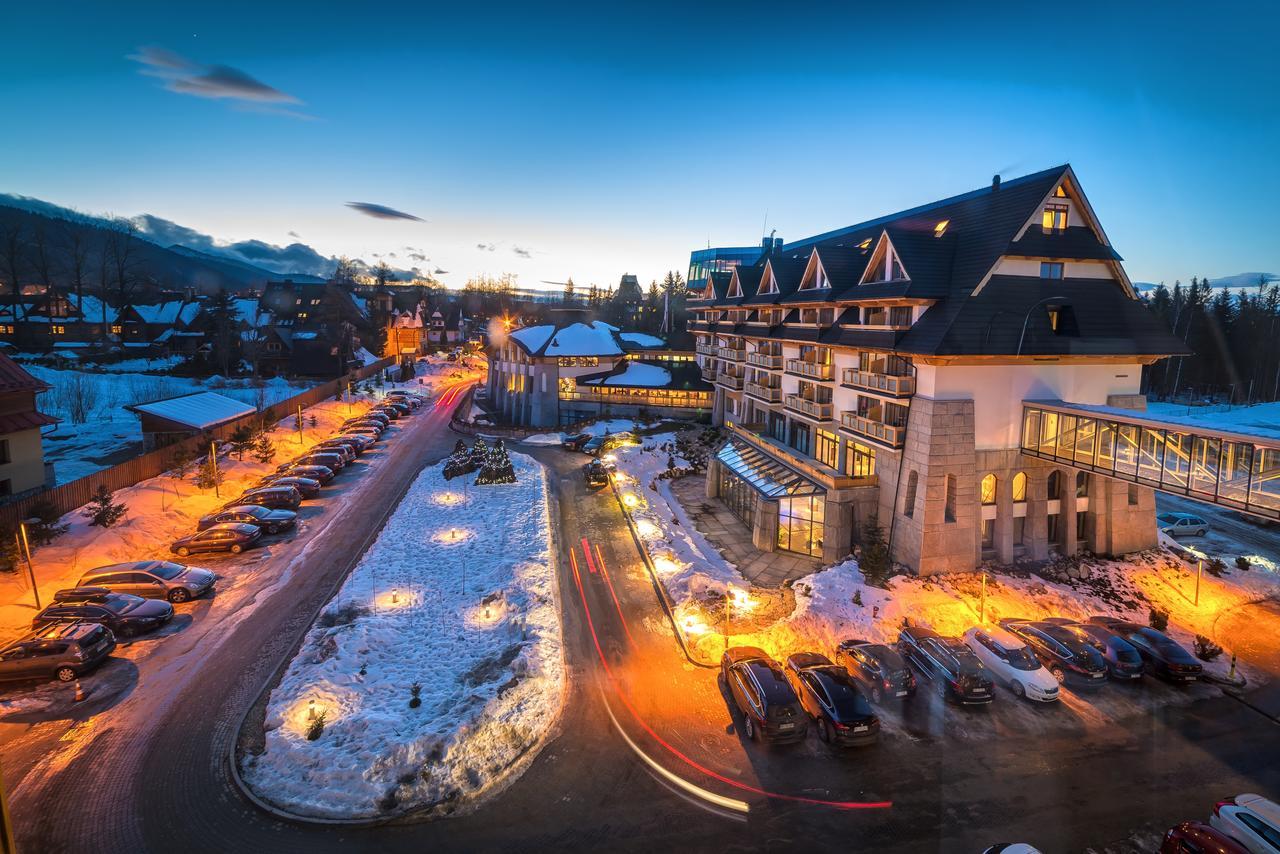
[1012,471,1027,503]
[903,470,918,518]
[944,474,957,522]
[1076,471,1090,497]
[1047,470,1062,500]
[980,473,997,506]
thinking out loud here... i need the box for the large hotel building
[690,165,1190,574]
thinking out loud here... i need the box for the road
[1155,491,1280,563]
[3,428,1279,852]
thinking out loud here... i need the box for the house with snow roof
[125,390,256,451]
[487,309,709,427]
[0,289,112,352]
[113,297,205,353]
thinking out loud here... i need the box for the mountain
[167,244,325,284]
[1134,273,1277,293]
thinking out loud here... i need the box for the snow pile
[242,452,562,819]
[619,332,665,348]
[583,362,671,387]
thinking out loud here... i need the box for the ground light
[433,491,466,507]
[621,493,640,509]
[635,519,660,539]
[433,527,474,545]
[374,588,417,610]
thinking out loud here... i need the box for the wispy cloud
[408,252,427,261]
[128,46,310,117]
[512,245,533,258]
[345,202,424,222]
[433,268,448,275]
[287,231,302,239]
[476,242,497,252]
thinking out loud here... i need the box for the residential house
[125,391,256,451]
[0,352,57,501]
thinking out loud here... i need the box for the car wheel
[819,719,832,743]
[168,588,191,604]
[1011,680,1025,698]
[230,544,244,554]
[55,667,77,683]
[177,547,190,557]
[744,716,757,742]
[1050,666,1066,684]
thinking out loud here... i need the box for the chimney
[992,174,1001,192]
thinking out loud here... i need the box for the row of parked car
[0,390,427,687]
[720,614,1207,748]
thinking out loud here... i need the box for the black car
[584,460,610,488]
[897,626,995,704]
[35,590,173,637]
[335,433,376,451]
[1086,617,1203,683]
[561,432,592,451]
[784,653,880,746]
[720,646,808,743]
[259,475,322,498]
[343,419,386,435]
[0,621,116,683]
[835,639,916,702]
[198,504,298,534]
[1001,620,1109,687]
[1045,620,1145,681]
[227,485,302,511]
[313,441,356,462]
[294,451,346,472]
[277,464,335,484]
[375,405,403,420]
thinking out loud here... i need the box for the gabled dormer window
[1042,203,1068,233]
[800,255,830,291]
[859,234,908,285]
[727,276,743,299]
[758,267,779,295]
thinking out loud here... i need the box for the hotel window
[889,306,912,327]
[1012,471,1027,503]
[1040,261,1064,279]
[944,474,957,522]
[815,430,838,468]
[1076,471,1090,497]
[111,324,123,334]
[1013,516,1026,546]
[981,519,995,551]
[777,495,825,558]
[297,312,308,320]
[1042,204,1068,233]
[1054,185,1068,198]
[0,325,12,334]
[1047,470,1062,500]
[51,325,65,335]
[844,440,876,478]
[980,474,997,505]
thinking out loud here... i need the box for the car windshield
[823,677,873,717]
[1004,647,1040,670]
[150,563,184,580]
[1156,513,1178,524]
[241,505,270,518]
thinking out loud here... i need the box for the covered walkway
[1021,401,1280,520]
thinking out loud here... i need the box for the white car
[963,627,1060,703]
[1211,793,1280,852]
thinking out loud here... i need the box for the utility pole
[18,519,40,609]
[296,404,304,446]
[210,442,220,499]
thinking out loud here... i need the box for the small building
[126,391,255,451]
[0,352,58,501]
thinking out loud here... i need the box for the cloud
[476,242,496,252]
[129,46,308,116]
[345,202,424,222]
[288,231,301,239]
[433,268,448,275]
[512,245,533,258]
[408,252,427,262]
[129,212,334,276]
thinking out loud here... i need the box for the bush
[1235,555,1251,571]
[1204,557,1227,578]
[83,484,127,528]
[305,710,326,741]
[229,424,256,460]
[1148,608,1170,631]
[193,457,224,492]
[1194,635,1223,662]
[852,590,863,607]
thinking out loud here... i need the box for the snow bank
[241,452,563,819]
[583,362,671,387]
[619,332,665,348]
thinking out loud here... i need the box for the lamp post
[209,442,220,499]
[296,404,305,446]
[979,570,987,624]
[18,517,40,609]
[1015,295,1070,357]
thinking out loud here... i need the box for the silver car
[77,560,215,604]
[1157,512,1209,537]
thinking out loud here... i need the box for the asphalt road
[3,431,1279,853]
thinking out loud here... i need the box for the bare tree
[332,256,358,284]
[62,221,91,310]
[30,222,55,290]
[0,222,26,317]
[373,260,393,287]
[51,372,100,424]
[106,217,141,306]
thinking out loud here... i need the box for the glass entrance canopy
[716,438,822,498]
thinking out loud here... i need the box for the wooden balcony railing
[841,369,915,397]
[744,381,783,403]
[716,346,746,362]
[785,359,833,380]
[746,352,783,370]
[840,412,906,448]
[717,373,744,390]
[695,342,716,356]
[784,395,834,421]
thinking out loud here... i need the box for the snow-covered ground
[241,451,562,819]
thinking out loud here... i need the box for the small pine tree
[468,437,489,467]
[309,414,318,429]
[1193,635,1223,662]
[1204,557,1227,577]
[475,439,516,485]
[229,424,256,460]
[442,440,477,480]
[83,484,127,528]
[194,457,224,492]
[1148,608,1170,631]
[252,434,277,464]
[26,499,68,545]
[858,515,892,588]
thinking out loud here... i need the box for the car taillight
[834,721,849,731]
[883,678,893,688]
[1213,798,1236,816]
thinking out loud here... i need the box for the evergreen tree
[858,515,891,587]
[84,484,128,528]
[194,457,224,492]
[468,436,489,467]
[442,439,476,480]
[475,439,516,485]
[252,434,277,464]
[229,424,256,460]
[562,277,576,305]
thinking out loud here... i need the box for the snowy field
[241,451,563,820]
[27,363,315,483]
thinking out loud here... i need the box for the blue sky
[2,1,1277,290]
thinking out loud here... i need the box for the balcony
[716,346,746,362]
[700,364,718,382]
[841,412,906,449]
[841,368,915,397]
[718,373,745,390]
[784,395,834,421]
[695,342,716,356]
[744,381,783,403]
[785,359,833,381]
[746,352,783,370]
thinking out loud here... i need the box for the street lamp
[18,517,40,609]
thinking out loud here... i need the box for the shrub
[83,485,127,528]
[305,710,326,741]
[229,424,256,460]
[1148,608,1170,631]
[1204,557,1227,578]
[1235,555,1251,571]
[1193,635,1223,662]
[193,457,224,492]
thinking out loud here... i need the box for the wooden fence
[0,357,398,531]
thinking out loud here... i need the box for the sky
[2,1,1277,291]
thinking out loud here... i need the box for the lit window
[980,473,997,505]
[1041,262,1064,279]
[297,312,308,319]
[934,219,949,237]
[857,238,872,251]
[1012,471,1027,502]
[1054,185,1068,198]
[111,324,122,334]
[52,325,65,335]
[1042,204,1068,232]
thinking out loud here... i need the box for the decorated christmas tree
[468,436,489,468]
[442,439,476,480]
[475,438,516,485]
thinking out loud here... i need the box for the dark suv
[784,653,880,746]
[226,485,302,511]
[898,626,995,704]
[0,621,116,683]
[1042,619,1145,681]
[1087,617,1203,683]
[721,646,808,743]
[835,639,916,702]
[36,588,173,637]
[1001,619,1108,687]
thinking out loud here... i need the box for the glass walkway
[1021,401,1280,520]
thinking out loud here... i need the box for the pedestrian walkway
[668,476,821,587]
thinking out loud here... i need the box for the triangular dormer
[758,261,779,295]
[858,232,909,285]
[700,278,715,300]
[799,250,831,291]
[726,270,743,299]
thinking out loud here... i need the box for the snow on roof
[619,332,666,348]
[543,321,622,357]
[509,324,556,353]
[356,347,379,366]
[293,331,318,339]
[128,391,255,429]
[582,361,671,387]
[233,298,271,328]
[131,301,201,326]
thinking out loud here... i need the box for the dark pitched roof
[0,352,50,393]
[0,409,59,434]
[1008,226,1123,261]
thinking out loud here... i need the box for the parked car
[1087,617,1203,683]
[313,440,356,462]
[353,411,390,425]
[342,427,382,443]
[1043,619,1145,681]
[344,417,386,433]
[171,523,262,557]
[375,404,404,420]
[963,627,1060,702]
[584,460,610,488]
[1211,794,1280,852]
[34,590,173,637]
[198,504,298,534]
[834,639,915,702]
[0,621,116,683]
[783,652,880,746]
[720,646,808,744]
[897,626,995,704]
[1161,821,1249,853]
[1000,619,1108,687]
[294,451,346,472]
[276,464,335,484]
[1158,512,1211,537]
[385,391,423,408]
[561,432,592,451]
[78,560,216,603]
[334,433,375,451]
[259,475,322,498]
[227,485,303,510]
